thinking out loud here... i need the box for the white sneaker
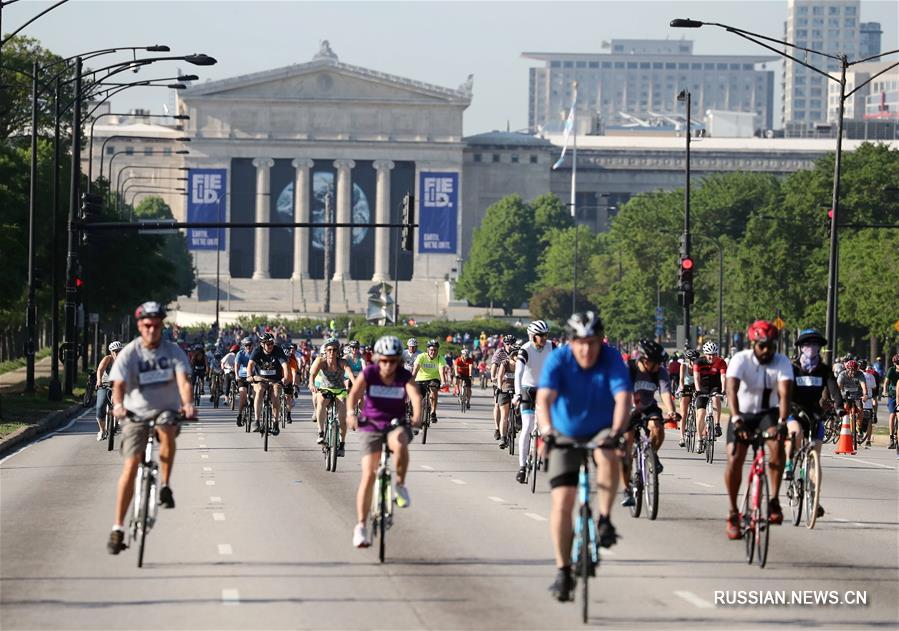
[395,484,411,508]
[96,431,104,442]
[353,523,370,548]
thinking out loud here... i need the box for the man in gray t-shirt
[107,301,196,556]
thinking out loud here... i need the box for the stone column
[291,159,314,280]
[332,159,355,282]
[371,160,395,282]
[251,158,274,279]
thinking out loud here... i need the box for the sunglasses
[755,341,773,350]
[378,358,400,365]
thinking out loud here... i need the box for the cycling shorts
[727,409,778,445]
[456,375,472,387]
[547,430,615,489]
[695,387,722,410]
[630,404,664,426]
[679,384,695,397]
[520,386,537,413]
[121,416,181,459]
[496,390,513,406]
[358,426,413,456]
[888,396,896,414]
[416,379,441,399]
[791,409,826,442]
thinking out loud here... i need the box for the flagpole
[570,81,578,315]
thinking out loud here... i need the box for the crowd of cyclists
[96,302,899,604]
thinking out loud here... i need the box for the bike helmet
[502,334,516,346]
[407,337,418,347]
[527,320,549,336]
[192,344,203,352]
[636,339,665,363]
[701,341,719,355]
[134,301,166,320]
[461,348,470,357]
[566,311,604,339]
[374,335,403,357]
[260,332,275,343]
[241,337,253,347]
[108,341,123,353]
[858,359,868,370]
[229,344,239,353]
[323,337,340,349]
[747,320,778,343]
[892,354,899,364]
[844,360,858,372]
[684,349,700,362]
[348,340,360,349]
[426,339,440,349]
[795,328,827,347]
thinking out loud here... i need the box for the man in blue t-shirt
[536,312,631,603]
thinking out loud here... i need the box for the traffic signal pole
[63,57,82,395]
[682,91,693,348]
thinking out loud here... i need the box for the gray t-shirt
[109,338,191,420]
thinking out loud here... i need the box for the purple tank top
[360,364,411,432]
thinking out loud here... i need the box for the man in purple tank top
[346,335,422,548]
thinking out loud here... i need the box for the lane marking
[213,512,226,521]
[674,590,715,609]
[221,588,240,605]
[830,455,893,470]
[199,444,207,448]
[217,543,233,555]
[451,479,467,485]
[210,496,222,503]
[524,512,547,522]
[0,410,91,464]
[206,480,216,486]
[420,465,434,471]
[488,496,505,503]
[201,455,209,459]
[834,517,849,522]
[694,481,714,488]
[203,466,213,472]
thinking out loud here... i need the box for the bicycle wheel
[136,470,152,568]
[705,418,715,464]
[579,503,591,623]
[263,405,270,452]
[328,417,339,472]
[106,407,115,452]
[529,440,539,494]
[628,449,643,519]
[378,475,388,563]
[741,478,755,564]
[645,447,659,520]
[788,455,803,527]
[245,402,253,433]
[82,374,96,406]
[230,384,237,410]
[756,471,770,568]
[508,412,517,457]
[804,449,821,529]
[686,408,696,453]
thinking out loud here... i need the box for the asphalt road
[1,385,897,629]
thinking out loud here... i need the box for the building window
[845,6,856,15]
[691,63,702,70]
[144,146,154,156]
[473,153,482,162]
[125,146,134,155]
[678,63,689,69]
[614,62,624,69]
[563,61,573,68]
[511,154,519,163]
[639,62,650,69]
[550,61,561,68]
[105,145,115,155]
[492,153,501,163]
[530,155,538,164]
[717,63,728,70]
[679,45,690,54]
[812,6,823,15]
[828,5,839,15]
[588,61,598,68]
[601,61,611,68]
[704,63,715,70]
[163,147,172,156]
[576,61,586,68]
[844,17,855,27]
[665,62,676,69]
[627,62,637,69]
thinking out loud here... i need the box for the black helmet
[636,339,665,363]
[260,332,275,343]
[134,301,166,320]
[795,328,827,347]
[566,311,604,339]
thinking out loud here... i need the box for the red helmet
[844,360,859,371]
[747,320,778,343]
[229,344,239,353]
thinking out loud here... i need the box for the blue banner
[187,168,226,250]
[418,171,458,254]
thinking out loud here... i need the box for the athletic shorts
[358,427,412,456]
[237,376,250,389]
[457,376,472,387]
[726,409,778,445]
[631,404,664,426]
[547,429,615,489]
[792,409,826,442]
[679,384,695,397]
[520,387,537,413]
[888,397,897,414]
[496,390,513,406]
[416,379,441,398]
[120,415,181,459]
[695,386,722,410]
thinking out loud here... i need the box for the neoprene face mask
[799,343,821,371]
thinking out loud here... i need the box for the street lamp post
[677,89,693,348]
[24,58,38,392]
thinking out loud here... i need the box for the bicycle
[682,394,697,454]
[856,407,873,450]
[321,390,341,471]
[418,382,436,445]
[524,424,545,494]
[100,385,117,452]
[253,379,277,451]
[738,424,782,568]
[822,409,840,444]
[785,411,823,529]
[228,376,238,411]
[125,410,183,568]
[699,393,724,465]
[209,368,223,408]
[366,417,408,563]
[479,370,489,390]
[243,386,255,433]
[626,414,660,520]
[458,380,470,413]
[508,404,520,457]
[83,369,97,407]
[192,373,203,406]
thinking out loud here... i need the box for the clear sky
[4,0,897,134]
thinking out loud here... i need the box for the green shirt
[885,365,898,398]
[414,353,443,382]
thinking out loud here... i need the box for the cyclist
[536,312,631,602]
[837,360,868,438]
[402,338,420,373]
[204,343,216,394]
[107,302,195,555]
[412,339,444,424]
[677,348,699,448]
[188,344,208,397]
[621,339,677,506]
[309,338,355,452]
[724,320,793,539]
[94,341,124,441]
[346,336,423,548]
[283,343,299,423]
[884,354,899,449]
[345,340,366,386]
[513,320,555,483]
[668,352,681,392]
[859,360,878,448]
[490,335,514,441]
[787,328,843,518]
[246,332,289,436]
[495,344,519,449]
[453,348,474,410]
[234,338,254,426]
[693,341,727,454]
[220,344,239,408]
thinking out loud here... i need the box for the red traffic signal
[74,276,84,288]
[681,257,694,270]
[827,209,834,220]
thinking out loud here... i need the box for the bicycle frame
[739,429,772,568]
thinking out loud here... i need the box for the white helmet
[407,337,418,348]
[108,341,123,352]
[527,320,549,336]
[702,341,719,355]
[375,335,404,358]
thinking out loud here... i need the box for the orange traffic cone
[665,420,679,430]
[834,415,856,455]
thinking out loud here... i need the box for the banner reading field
[187,168,227,251]
[418,171,458,254]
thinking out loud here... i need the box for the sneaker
[316,432,325,445]
[768,498,783,525]
[353,523,370,548]
[254,422,262,433]
[816,504,825,518]
[715,424,722,437]
[515,467,527,484]
[395,484,411,508]
[466,401,471,410]
[621,488,635,507]
[96,431,104,442]
[596,515,619,548]
[236,415,243,427]
[655,456,664,474]
[677,438,685,448]
[337,442,345,457]
[287,411,292,424]
[784,461,794,481]
[159,486,175,509]
[697,442,705,455]
[271,424,280,436]
[548,568,574,602]
[493,429,501,441]
[889,437,897,449]
[431,415,437,424]
[726,513,742,540]
[499,438,508,449]
[865,441,871,449]
[107,529,126,555]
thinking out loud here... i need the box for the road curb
[0,403,86,458]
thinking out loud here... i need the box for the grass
[0,347,52,375]
[0,376,86,439]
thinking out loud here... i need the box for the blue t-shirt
[235,350,252,378]
[539,343,631,440]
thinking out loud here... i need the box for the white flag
[552,88,577,170]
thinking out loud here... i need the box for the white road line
[217,543,233,555]
[451,478,467,485]
[674,590,715,609]
[221,588,240,605]
[524,512,547,522]
[203,466,213,472]
[199,444,207,448]
[210,496,222,503]
[213,512,226,521]
[420,465,434,471]
[830,455,894,470]
[206,480,216,486]
[694,481,714,488]
[834,517,849,522]
[200,454,209,459]
[0,410,91,464]
[488,496,505,503]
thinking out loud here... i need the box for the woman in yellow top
[412,339,445,424]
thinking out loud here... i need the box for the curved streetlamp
[99,133,191,185]
[110,147,190,204]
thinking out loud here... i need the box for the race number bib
[795,376,822,387]
[259,369,276,377]
[138,367,174,385]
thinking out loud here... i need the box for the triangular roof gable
[182,58,471,105]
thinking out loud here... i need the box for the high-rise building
[859,22,883,61]
[524,40,776,133]
[782,0,861,126]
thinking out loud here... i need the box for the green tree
[531,192,572,250]
[529,287,595,322]
[456,195,535,315]
[532,226,602,293]
[133,196,196,296]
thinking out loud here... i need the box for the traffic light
[678,256,694,292]
[401,192,415,252]
[79,193,103,222]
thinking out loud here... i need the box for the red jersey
[454,356,474,377]
[693,356,727,384]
